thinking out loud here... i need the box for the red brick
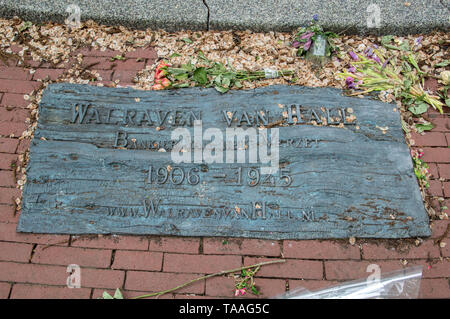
[430,118,450,132]
[0,79,40,94]
[422,147,450,163]
[125,47,157,60]
[164,254,241,274]
[362,240,440,260]
[92,288,174,299]
[438,164,450,179]
[324,260,402,280]
[441,240,450,257]
[0,121,27,137]
[112,70,138,83]
[82,57,144,71]
[0,282,11,299]
[0,57,17,67]
[283,240,360,260]
[10,284,91,299]
[112,250,163,271]
[0,67,32,81]
[0,171,15,187]
[0,138,18,153]
[0,187,20,205]
[113,59,145,71]
[428,163,439,179]
[430,219,449,239]
[0,153,18,170]
[75,267,125,289]
[32,68,65,81]
[0,242,32,262]
[419,279,450,298]
[76,48,123,57]
[92,70,113,82]
[32,245,112,268]
[427,180,443,197]
[244,257,323,279]
[408,259,450,278]
[411,132,447,147]
[444,182,450,197]
[446,133,450,146]
[149,236,199,254]
[17,139,30,154]
[203,238,280,257]
[0,222,69,245]
[0,262,69,285]
[71,235,148,250]
[0,107,29,122]
[289,279,340,293]
[0,93,29,107]
[0,205,19,223]
[205,275,285,298]
[174,294,212,299]
[125,271,204,294]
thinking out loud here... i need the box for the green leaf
[193,67,208,85]
[182,38,193,44]
[113,288,124,299]
[170,53,181,58]
[222,77,231,88]
[435,60,449,68]
[102,291,114,299]
[174,73,188,81]
[445,99,450,107]
[215,85,229,94]
[197,51,209,61]
[172,82,190,88]
[408,102,428,115]
[110,55,125,62]
[416,123,434,133]
[19,21,33,32]
[251,286,260,295]
[234,81,243,88]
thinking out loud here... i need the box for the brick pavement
[0,45,448,299]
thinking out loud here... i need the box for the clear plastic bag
[277,266,423,299]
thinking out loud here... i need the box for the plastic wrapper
[277,266,422,299]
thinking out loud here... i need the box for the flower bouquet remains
[338,42,445,114]
[152,52,294,93]
[291,15,338,58]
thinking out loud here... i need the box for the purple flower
[348,51,358,61]
[414,36,423,46]
[292,41,301,48]
[304,39,312,51]
[299,31,314,40]
[345,76,355,88]
[371,55,381,63]
[365,47,374,57]
[348,65,356,73]
[381,56,393,70]
[345,77,362,89]
[313,14,319,21]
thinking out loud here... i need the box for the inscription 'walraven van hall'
[17,84,430,239]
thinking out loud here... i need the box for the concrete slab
[0,0,209,31]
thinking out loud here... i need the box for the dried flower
[348,51,358,61]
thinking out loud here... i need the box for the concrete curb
[0,0,448,34]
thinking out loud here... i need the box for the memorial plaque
[17,83,431,239]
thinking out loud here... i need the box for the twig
[131,259,286,299]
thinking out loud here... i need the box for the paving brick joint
[0,44,448,299]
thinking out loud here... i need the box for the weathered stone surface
[18,83,430,239]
